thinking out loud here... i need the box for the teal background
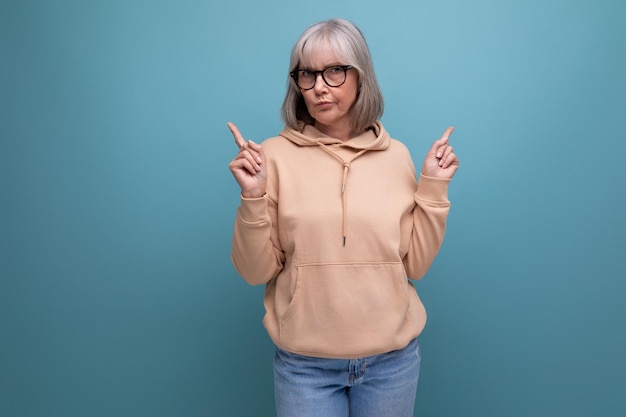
[2,0,625,416]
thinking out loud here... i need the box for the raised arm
[227,122,284,285]
[404,127,459,279]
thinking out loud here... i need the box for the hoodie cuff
[238,194,270,222]
[416,174,450,203]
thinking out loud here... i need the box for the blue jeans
[274,338,421,417]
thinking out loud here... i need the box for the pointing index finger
[431,126,455,157]
[440,126,454,142]
[431,126,455,153]
[227,122,246,149]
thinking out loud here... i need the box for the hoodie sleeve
[231,193,285,285]
[403,174,451,280]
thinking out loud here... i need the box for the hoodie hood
[279,121,390,246]
[279,121,390,151]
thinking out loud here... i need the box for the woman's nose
[313,73,327,91]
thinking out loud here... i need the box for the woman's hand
[227,122,267,198]
[421,126,459,179]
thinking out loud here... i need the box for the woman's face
[299,46,359,137]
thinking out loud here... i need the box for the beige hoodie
[231,122,451,359]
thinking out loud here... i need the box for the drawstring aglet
[343,236,346,246]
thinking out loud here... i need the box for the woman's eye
[301,70,315,77]
[328,66,342,74]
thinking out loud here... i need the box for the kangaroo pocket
[279,262,413,356]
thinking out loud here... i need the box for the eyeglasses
[290,65,353,90]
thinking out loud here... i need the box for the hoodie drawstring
[317,143,367,246]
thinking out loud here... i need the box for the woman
[228,18,458,417]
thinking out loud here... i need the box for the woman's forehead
[299,41,346,68]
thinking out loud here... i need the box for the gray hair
[280,18,384,133]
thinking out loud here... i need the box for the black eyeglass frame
[290,65,354,90]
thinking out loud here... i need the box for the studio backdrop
[2,0,625,416]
